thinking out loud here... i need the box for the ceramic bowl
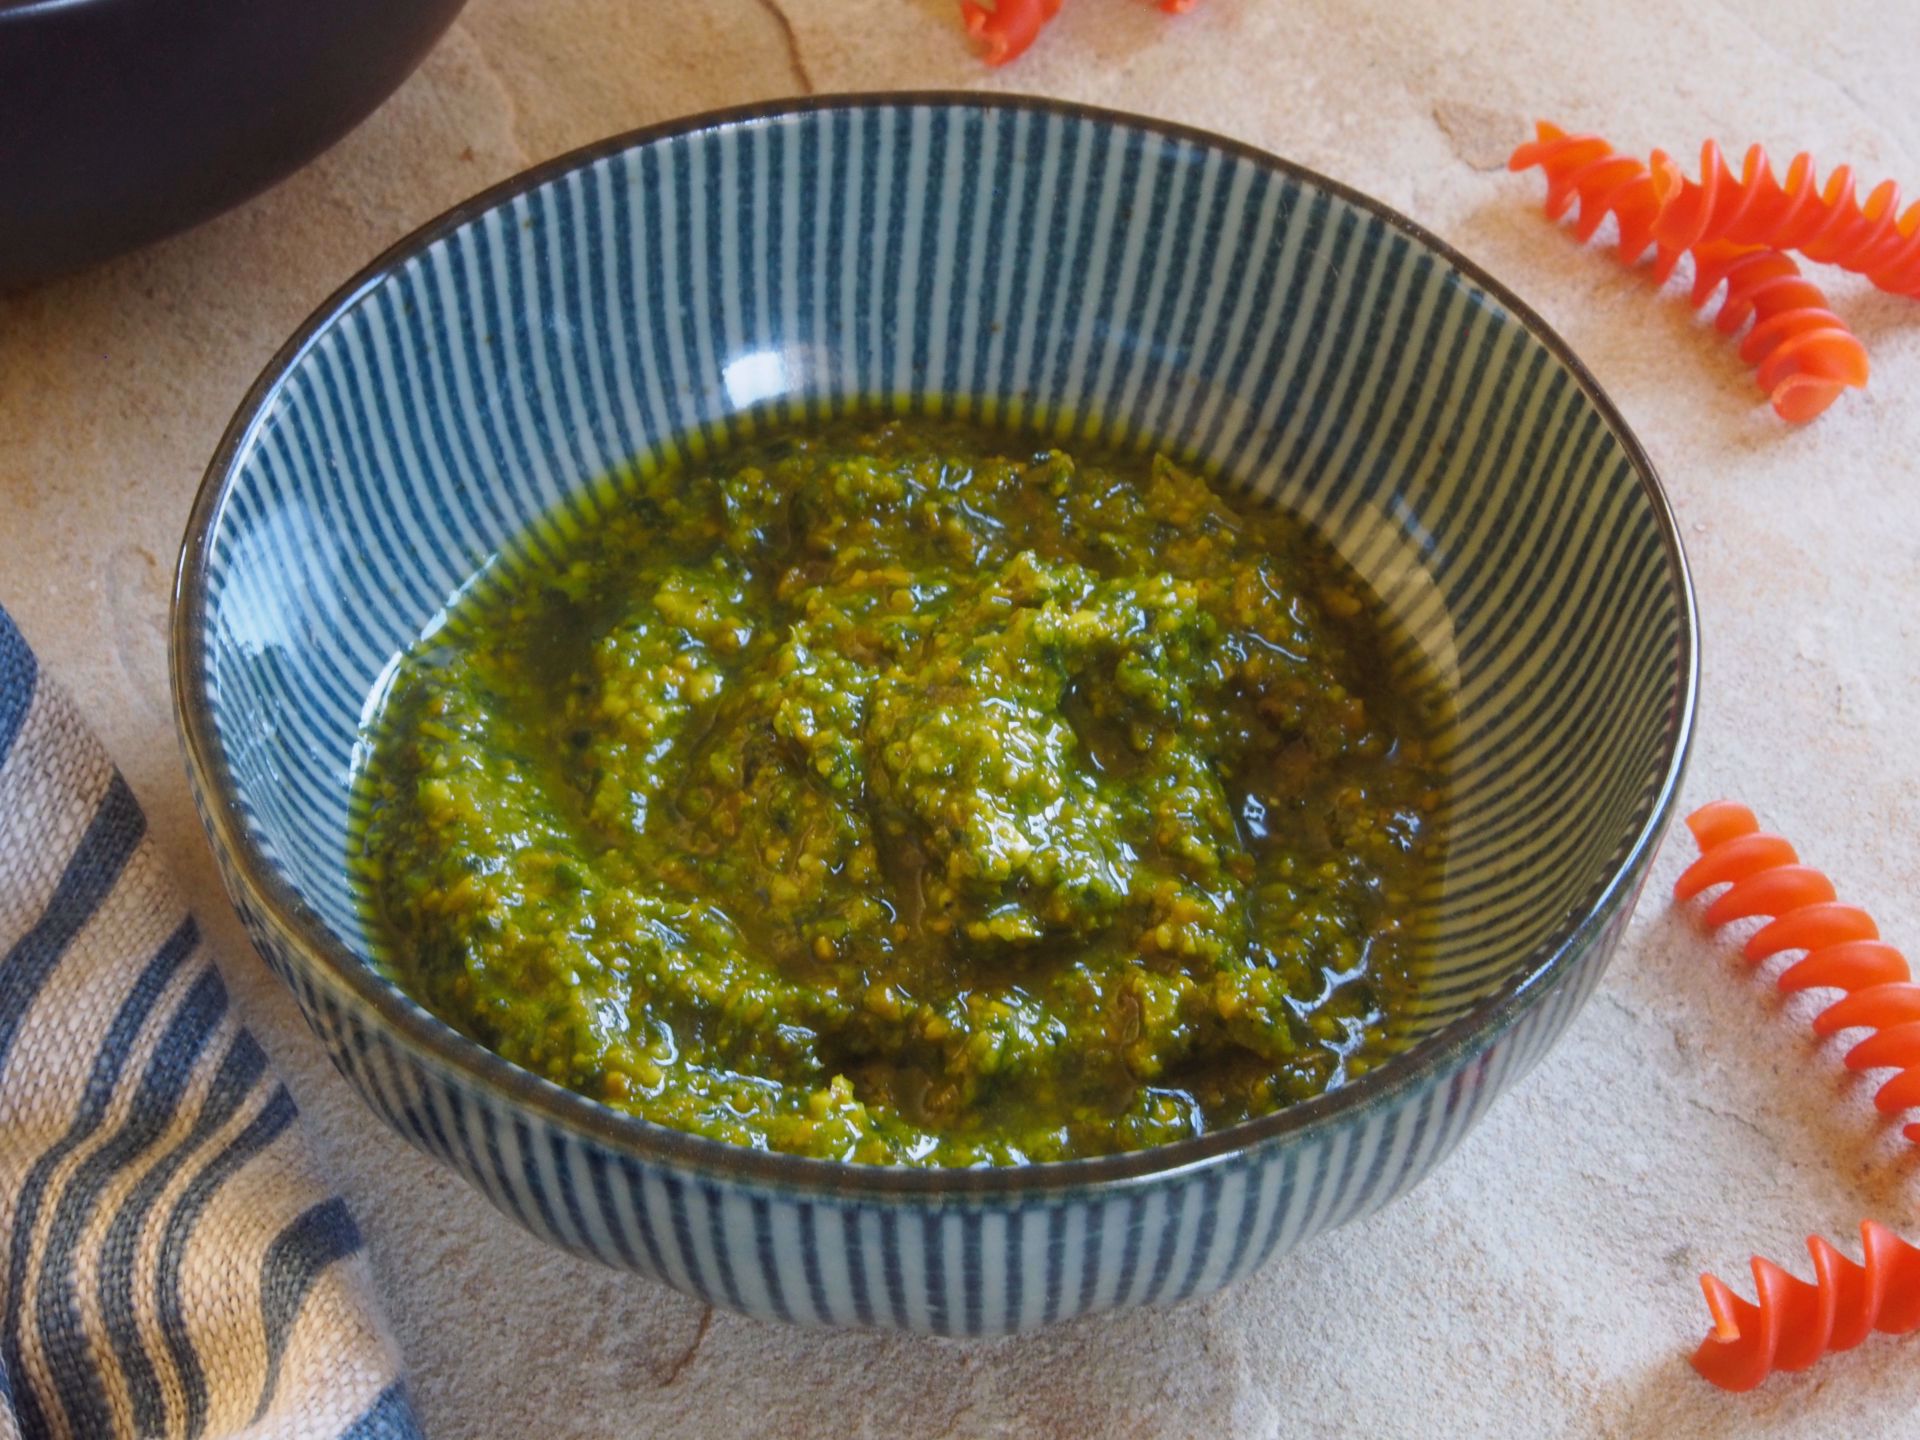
[0,0,466,289]
[173,95,1696,1335]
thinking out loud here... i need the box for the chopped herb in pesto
[355,418,1444,1166]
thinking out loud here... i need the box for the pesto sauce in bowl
[353,418,1445,1167]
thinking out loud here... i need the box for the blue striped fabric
[0,603,417,1439]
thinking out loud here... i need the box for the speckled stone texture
[3,1,1919,1433]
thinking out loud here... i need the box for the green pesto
[354,418,1445,1167]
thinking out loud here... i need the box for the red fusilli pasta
[1676,801,1918,1137]
[1695,1221,1920,1391]
[1509,128,1868,421]
[1650,141,1920,299]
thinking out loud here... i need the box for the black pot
[0,0,468,290]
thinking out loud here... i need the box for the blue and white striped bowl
[172,95,1696,1334]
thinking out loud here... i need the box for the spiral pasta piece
[961,0,1063,64]
[1687,242,1870,423]
[1676,802,1920,1139]
[1509,127,1868,421]
[1650,141,1920,299]
[1694,1221,1920,1391]
[962,0,1194,64]
[1507,122,1671,273]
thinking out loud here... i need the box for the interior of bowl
[181,96,1692,1116]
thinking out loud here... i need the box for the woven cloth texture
[0,603,418,1440]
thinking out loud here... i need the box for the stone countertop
[5,0,1920,1433]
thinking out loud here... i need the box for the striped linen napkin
[0,604,418,1440]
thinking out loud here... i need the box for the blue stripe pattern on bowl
[174,95,1695,1334]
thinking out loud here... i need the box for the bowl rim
[173,90,1698,1200]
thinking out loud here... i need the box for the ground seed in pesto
[354,418,1445,1166]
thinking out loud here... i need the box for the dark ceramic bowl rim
[0,1,114,18]
[173,91,1698,1201]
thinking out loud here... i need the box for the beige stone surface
[5,0,1920,1433]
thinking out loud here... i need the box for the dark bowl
[0,0,467,290]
